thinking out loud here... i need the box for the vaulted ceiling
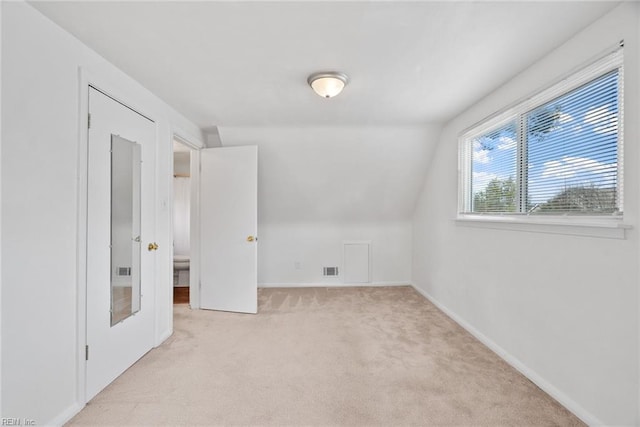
[28,1,620,222]
[30,1,618,128]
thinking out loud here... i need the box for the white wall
[220,126,440,286]
[0,0,4,413]
[173,151,190,176]
[412,3,639,425]
[1,2,202,424]
[173,177,190,257]
[259,221,411,286]
[173,148,191,259]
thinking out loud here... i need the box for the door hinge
[88,113,91,129]
[85,345,89,361]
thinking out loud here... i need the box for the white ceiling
[30,1,619,129]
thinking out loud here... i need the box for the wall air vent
[117,267,131,276]
[323,267,339,277]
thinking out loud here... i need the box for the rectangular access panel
[343,242,370,283]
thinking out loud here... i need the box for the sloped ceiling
[221,126,441,222]
[29,1,619,222]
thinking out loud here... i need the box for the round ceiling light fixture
[307,71,349,98]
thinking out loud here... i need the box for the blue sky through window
[471,121,517,201]
[471,69,619,213]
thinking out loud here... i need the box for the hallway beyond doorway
[173,287,189,305]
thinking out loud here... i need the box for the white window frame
[457,46,630,239]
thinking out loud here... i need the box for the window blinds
[526,69,620,214]
[461,47,623,216]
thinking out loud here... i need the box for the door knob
[247,236,256,242]
[148,242,159,251]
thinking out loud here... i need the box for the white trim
[152,125,161,348]
[410,283,603,426]
[190,149,201,309]
[637,16,640,427]
[0,0,3,413]
[455,215,630,239]
[45,402,84,427]
[637,24,640,426]
[173,127,204,151]
[168,127,204,310]
[75,67,89,411]
[259,282,410,288]
[156,328,173,346]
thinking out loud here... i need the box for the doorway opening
[172,139,192,305]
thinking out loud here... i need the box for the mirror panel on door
[110,135,142,325]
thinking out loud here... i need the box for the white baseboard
[410,283,603,427]
[46,401,84,426]
[48,327,173,427]
[156,328,173,348]
[259,282,411,288]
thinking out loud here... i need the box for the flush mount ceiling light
[307,72,349,98]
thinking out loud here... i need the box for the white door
[86,87,156,400]
[200,146,258,314]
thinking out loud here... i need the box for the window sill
[455,215,631,239]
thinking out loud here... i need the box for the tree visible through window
[463,50,622,217]
[527,70,619,214]
[471,122,517,213]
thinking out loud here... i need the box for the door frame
[169,133,203,309]
[76,68,159,406]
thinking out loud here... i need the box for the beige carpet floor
[68,286,583,426]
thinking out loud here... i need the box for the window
[460,48,623,219]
